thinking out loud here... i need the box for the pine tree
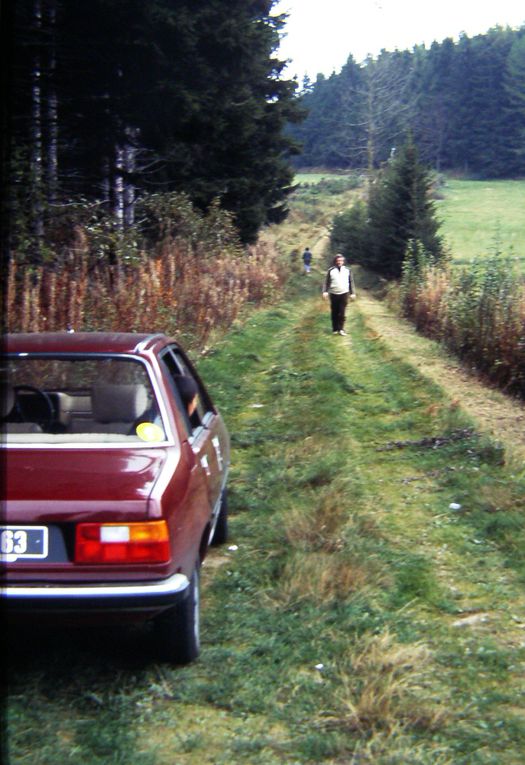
[366,139,444,278]
[466,28,519,177]
[330,200,368,262]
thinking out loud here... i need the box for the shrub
[330,201,368,262]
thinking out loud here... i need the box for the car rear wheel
[154,567,200,664]
[212,487,228,545]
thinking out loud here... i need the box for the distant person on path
[302,246,312,274]
[322,254,356,335]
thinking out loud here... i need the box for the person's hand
[350,293,357,300]
[322,292,329,300]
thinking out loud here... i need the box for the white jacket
[324,265,355,295]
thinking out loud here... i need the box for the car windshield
[1,356,167,446]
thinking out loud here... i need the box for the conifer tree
[366,139,443,278]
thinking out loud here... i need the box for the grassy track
[7,275,525,764]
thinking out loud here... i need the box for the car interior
[1,358,167,444]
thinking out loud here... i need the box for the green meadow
[294,172,348,185]
[437,179,525,267]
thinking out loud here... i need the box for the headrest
[92,384,148,423]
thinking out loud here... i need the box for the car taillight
[75,521,170,564]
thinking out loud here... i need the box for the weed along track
[7,290,525,764]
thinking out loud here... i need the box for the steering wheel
[13,385,55,430]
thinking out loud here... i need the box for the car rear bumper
[2,572,190,617]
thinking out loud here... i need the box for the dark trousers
[329,293,348,332]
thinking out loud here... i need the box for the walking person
[322,254,356,335]
[302,246,312,274]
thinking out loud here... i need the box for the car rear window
[2,356,167,446]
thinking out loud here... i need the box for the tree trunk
[44,0,58,205]
[31,0,45,251]
[114,144,125,228]
[123,128,138,227]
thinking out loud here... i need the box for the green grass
[436,179,525,268]
[294,172,353,185]
[7,273,525,764]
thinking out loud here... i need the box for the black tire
[154,567,200,664]
[211,487,228,546]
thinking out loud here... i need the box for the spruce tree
[366,139,443,278]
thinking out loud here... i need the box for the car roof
[5,332,175,355]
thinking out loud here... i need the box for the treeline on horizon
[291,25,525,178]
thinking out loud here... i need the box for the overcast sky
[274,0,525,80]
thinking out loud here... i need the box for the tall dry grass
[279,488,389,605]
[324,631,448,736]
[6,215,285,349]
[400,253,525,396]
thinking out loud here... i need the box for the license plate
[0,526,48,562]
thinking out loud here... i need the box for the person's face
[335,256,345,267]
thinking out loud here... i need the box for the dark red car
[1,332,230,663]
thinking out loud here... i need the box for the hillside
[291,26,525,179]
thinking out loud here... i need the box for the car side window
[170,350,214,419]
[159,348,212,436]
